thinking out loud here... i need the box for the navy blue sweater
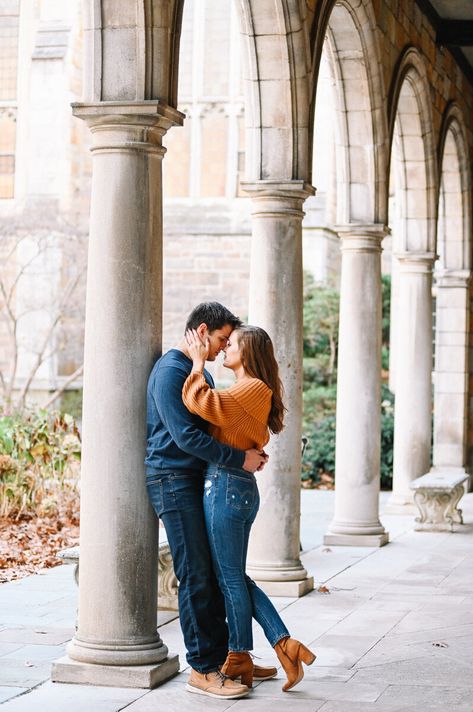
[145,349,245,475]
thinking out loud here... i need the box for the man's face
[202,324,233,361]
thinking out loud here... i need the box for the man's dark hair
[185,302,242,333]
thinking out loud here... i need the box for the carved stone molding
[157,543,178,611]
[413,483,465,532]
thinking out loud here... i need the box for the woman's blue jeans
[204,464,289,652]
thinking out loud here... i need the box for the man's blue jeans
[203,464,289,651]
[146,472,229,672]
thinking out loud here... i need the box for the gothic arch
[236,0,312,181]
[437,103,472,270]
[310,0,389,224]
[388,47,438,253]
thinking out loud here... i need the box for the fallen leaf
[317,585,330,594]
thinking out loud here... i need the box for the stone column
[52,102,182,688]
[431,269,470,477]
[243,180,314,597]
[388,252,436,510]
[324,226,389,547]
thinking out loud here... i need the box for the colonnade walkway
[1,491,473,712]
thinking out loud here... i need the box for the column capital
[395,251,437,274]
[434,268,471,289]
[336,223,389,253]
[241,180,315,218]
[72,101,185,155]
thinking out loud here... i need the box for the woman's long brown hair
[237,326,285,434]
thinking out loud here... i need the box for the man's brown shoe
[253,662,277,681]
[222,652,277,685]
[186,669,250,699]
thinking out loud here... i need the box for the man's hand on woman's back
[243,448,269,473]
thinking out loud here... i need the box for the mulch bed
[0,511,79,584]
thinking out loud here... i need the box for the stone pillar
[324,226,389,547]
[431,269,470,478]
[388,252,436,510]
[52,102,182,688]
[243,180,314,597]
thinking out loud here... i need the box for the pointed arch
[309,0,389,224]
[388,47,438,253]
[437,103,472,271]
[236,0,312,180]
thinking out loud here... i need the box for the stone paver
[0,491,472,711]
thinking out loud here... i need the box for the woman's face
[223,330,243,371]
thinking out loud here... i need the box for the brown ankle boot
[274,636,316,691]
[221,651,254,688]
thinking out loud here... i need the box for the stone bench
[57,526,178,611]
[410,470,468,532]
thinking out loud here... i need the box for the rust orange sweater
[182,371,272,451]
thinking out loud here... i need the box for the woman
[182,325,316,692]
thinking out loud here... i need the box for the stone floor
[1,490,473,711]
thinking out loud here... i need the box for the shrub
[0,408,81,519]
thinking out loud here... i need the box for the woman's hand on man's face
[185,328,210,368]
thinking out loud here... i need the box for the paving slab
[0,681,147,712]
[353,655,473,687]
[0,644,24,657]
[0,628,73,645]
[247,677,388,703]
[0,688,27,705]
[377,683,473,708]
[0,659,51,687]
[2,644,67,663]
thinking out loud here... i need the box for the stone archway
[310,0,390,546]
[388,47,438,509]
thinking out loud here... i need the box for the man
[145,302,274,699]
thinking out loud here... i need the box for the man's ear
[196,323,208,339]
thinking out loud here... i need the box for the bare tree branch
[42,364,83,409]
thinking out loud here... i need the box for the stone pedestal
[388,253,435,512]
[243,180,314,596]
[52,102,182,688]
[324,226,389,547]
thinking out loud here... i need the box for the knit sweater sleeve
[182,372,242,427]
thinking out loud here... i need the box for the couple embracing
[145,302,315,699]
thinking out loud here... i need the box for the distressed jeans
[203,464,289,652]
[146,472,229,672]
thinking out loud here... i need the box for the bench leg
[413,486,464,531]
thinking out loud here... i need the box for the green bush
[0,408,81,519]
[301,415,336,483]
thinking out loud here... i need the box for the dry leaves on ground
[0,507,79,584]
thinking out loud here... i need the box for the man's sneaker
[186,669,250,699]
[253,662,278,681]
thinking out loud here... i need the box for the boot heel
[299,644,316,666]
[240,670,253,688]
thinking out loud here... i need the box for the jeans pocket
[225,473,256,512]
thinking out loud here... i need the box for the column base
[51,653,179,689]
[383,491,417,515]
[323,532,389,547]
[253,576,314,598]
